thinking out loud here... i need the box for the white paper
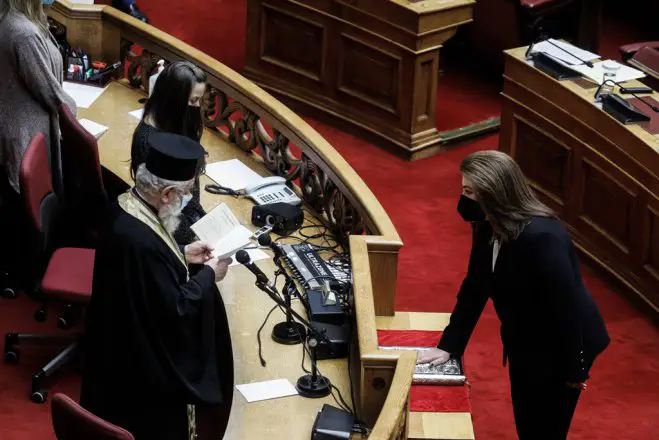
[129,109,144,120]
[191,203,253,260]
[236,379,298,403]
[531,39,599,66]
[191,203,241,244]
[77,118,108,140]
[229,248,269,266]
[211,226,253,260]
[63,81,107,109]
[571,60,646,85]
[205,159,264,191]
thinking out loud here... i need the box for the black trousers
[509,359,582,440]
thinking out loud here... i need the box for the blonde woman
[418,150,610,439]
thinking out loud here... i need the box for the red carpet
[1,2,658,440]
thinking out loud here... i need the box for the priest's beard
[158,197,183,236]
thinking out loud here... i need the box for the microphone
[257,233,285,259]
[235,250,275,290]
[595,79,659,112]
[525,36,594,68]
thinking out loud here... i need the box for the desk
[79,81,354,439]
[48,1,414,438]
[500,46,659,322]
[243,0,489,160]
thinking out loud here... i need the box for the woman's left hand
[566,382,587,390]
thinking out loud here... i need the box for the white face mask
[181,193,193,210]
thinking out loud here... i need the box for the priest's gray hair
[135,163,190,197]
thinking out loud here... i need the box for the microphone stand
[252,276,332,398]
[271,256,307,345]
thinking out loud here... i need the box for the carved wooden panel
[578,159,638,254]
[513,118,571,212]
[337,34,402,116]
[260,5,325,81]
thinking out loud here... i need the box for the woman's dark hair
[142,61,207,140]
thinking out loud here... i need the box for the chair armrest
[620,41,659,60]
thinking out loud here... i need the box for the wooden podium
[244,0,494,160]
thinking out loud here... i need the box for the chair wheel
[2,287,16,299]
[57,316,71,330]
[4,349,19,364]
[30,390,48,404]
[34,308,46,322]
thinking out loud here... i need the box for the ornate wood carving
[119,39,366,243]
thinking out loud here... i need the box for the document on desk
[204,159,264,191]
[191,203,253,260]
[63,81,107,109]
[77,118,108,140]
[572,60,646,85]
[128,108,144,120]
[236,379,299,403]
[530,39,599,66]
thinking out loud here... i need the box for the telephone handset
[244,176,302,206]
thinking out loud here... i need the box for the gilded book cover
[378,346,466,386]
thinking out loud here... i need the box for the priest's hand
[205,257,232,282]
[185,241,214,264]
[416,348,450,366]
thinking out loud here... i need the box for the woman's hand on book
[416,348,450,366]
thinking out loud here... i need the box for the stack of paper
[191,203,254,260]
[78,118,108,140]
[529,39,599,66]
[204,159,264,191]
[236,379,298,403]
[63,81,107,109]
[572,60,646,85]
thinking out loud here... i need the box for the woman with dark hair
[131,61,207,244]
[418,150,610,439]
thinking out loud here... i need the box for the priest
[81,132,233,440]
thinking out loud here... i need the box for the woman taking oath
[131,61,207,245]
[418,150,610,439]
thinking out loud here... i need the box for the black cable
[256,305,278,367]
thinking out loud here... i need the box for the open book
[191,203,254,260]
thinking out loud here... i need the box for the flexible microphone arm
[594,79,659,112]
[525,36,594,68]
[235,250,336,350]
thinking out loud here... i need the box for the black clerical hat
[145,132,204,181]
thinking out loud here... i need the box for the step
[408,412,475,440]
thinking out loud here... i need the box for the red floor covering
[1,2,658,439]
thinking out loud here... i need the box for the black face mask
[457,194,486,222]
[185,105,202,142]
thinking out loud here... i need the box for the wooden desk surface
[78,81,351,439]
[505,46,659,151]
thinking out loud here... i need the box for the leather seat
[619,42,659,90]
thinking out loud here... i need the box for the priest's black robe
[80,191,233,440]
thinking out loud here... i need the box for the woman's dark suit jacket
[438,216,610,382]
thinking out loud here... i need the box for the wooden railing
[48,0,410,438]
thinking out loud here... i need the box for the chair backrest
[51,393,135,440]
[19,133,56,233]
[58,103,108,205]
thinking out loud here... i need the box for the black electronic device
[620,87,654,95]
[313,321,350,360]
[311,404,355,440]
[600,93,651,124]
[281,243,351,290]
[307,289,345,326]
[529,52,581,80]
[251,203,303,236]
